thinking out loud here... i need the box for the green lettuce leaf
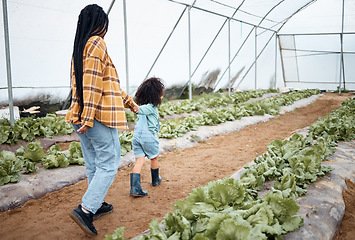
[104,227,126,240]
[24,140,44,162]
[215,218,251,240]
[69,142,85,165]
[0,150,23,185]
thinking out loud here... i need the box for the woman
[66,4,138,236]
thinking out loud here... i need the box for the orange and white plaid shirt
[66,36,136,130]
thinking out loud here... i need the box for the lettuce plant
[23,140,45,162]
[68,141,85,165]
[42,144,70,169]
[0,150,23,185]
[0,113,74,145]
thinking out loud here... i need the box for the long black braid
[72,4,108,121]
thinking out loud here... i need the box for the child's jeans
[132,115,159,159]
[72,119,121,214]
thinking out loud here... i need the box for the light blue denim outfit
[72,119,120,214]
[132,104,160,159]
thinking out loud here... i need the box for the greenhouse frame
[1,0,355,126]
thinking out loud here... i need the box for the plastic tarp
[1,0,354,107]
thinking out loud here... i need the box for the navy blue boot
[151,168,162,187]
[130,173,148,197]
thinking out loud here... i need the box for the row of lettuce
[119,89,322,153]
[105,97,355,240]
[0,130,135,186]
[158,89,320,138]
[0,89,276,146]
[0,140,84,186]
[0,89,321,186]
[158,89,278,118]
[0,114,74,145]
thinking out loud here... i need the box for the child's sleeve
[138,105,154,116]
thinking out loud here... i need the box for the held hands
[131,104,139,114]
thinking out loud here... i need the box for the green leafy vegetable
[0,150,23,185]
[23,140,44,162]
[68,142,85,165]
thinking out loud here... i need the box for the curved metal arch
[232,0,286,90]
[210,0,279,24]
[150,0,321,92]
[233,0,318,90]
[165,0,276,32]
[276,0,317,33]
[178,0,247,97]
[215,0,286,89]
[257,0,286,29]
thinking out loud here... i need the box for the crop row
[158,89,278,118]
[0,140,84,186]
[0,89,321,186]
[0,114,74,145]
[158,89,321,139]
[0,90,276,146]
[104,97,355,239]
[123,89,278,124]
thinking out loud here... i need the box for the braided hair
[72,4,108,121]
[135,77,165,107]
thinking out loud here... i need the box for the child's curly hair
[134,77,165,106]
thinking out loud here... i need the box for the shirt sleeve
[138,104,155,116]
[121,89,136,109]
[80,37,106,127]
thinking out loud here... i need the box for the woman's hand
[77,125,90,134]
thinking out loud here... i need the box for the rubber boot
[151,168,162,187]
[130,173,148,197]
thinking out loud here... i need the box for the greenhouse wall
[1,0,354,107]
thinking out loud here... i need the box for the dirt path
[334,179,355,240]
[0,93,353,240]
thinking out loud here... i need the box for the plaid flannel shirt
[66,36,136,129]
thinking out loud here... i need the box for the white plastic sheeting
[1,0,354,107]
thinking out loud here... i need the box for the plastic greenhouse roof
[167,0,355,33]
[1,0,354,110]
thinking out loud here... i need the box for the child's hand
[132,104,139,114]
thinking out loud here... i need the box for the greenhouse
[0,0,354,239]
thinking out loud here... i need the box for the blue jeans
[72,119,121,214]
[132,115,159,159]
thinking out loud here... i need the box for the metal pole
[177,2,244,97]
[2,0,14,127]
[145,7,187,80]
[188,5,192,100]
[274,33,277,89]
[228,18,231,95]
[340,0,345,92]
[214,26,255,88]
[123,0,129,94]
[235,32,276,90]
[107,0,116,15]
[166,0,276,33]
[278,35,287,88]
[338,36,342,94]
[255,27,257,90]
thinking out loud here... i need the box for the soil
[0,92,354,240]
[333,179,355,240]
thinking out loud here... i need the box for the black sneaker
[69,205,97,236]
[93,202,113,220]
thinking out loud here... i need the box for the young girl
[130,77,165,197]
